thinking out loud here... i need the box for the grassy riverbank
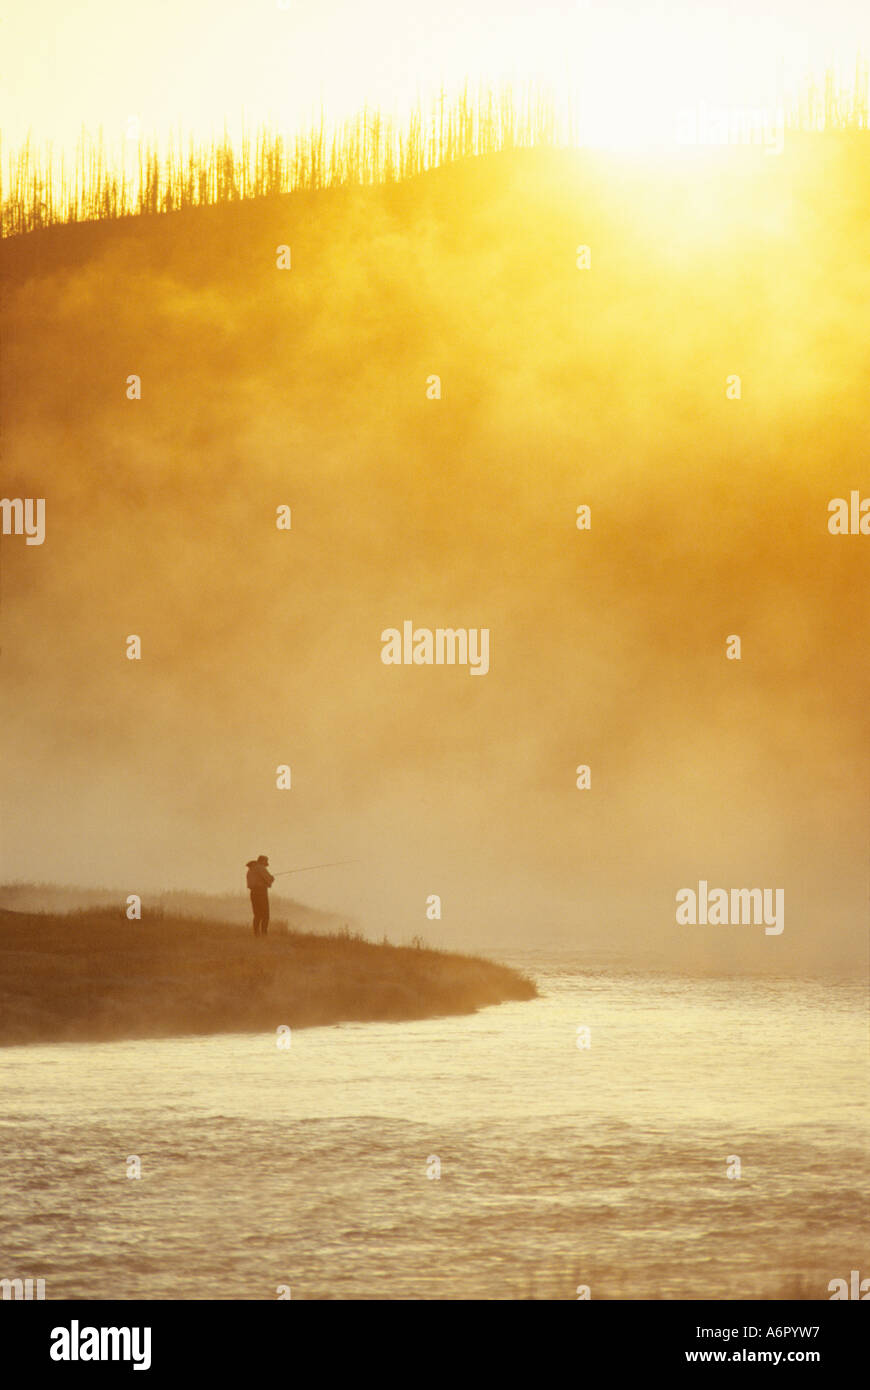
[0,908,537,1045]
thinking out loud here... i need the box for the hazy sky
[3,0,869,153]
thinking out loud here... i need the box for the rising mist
[2,140,868,974]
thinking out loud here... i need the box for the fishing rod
[271,859,359,877]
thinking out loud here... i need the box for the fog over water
[1,145,868,975]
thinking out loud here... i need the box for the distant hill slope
[0,882,345,933]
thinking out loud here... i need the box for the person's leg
[253,888,269,935]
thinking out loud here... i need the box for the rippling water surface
[1,953,866,1299]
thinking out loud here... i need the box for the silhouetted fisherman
[246,855,274,936]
